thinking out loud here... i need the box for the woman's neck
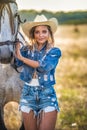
[36,42,47,51]
[37,44,43,51]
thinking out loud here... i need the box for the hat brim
[22,18,58,38]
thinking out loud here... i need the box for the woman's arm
[15,42,39,68]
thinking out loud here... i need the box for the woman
[15,14,61,130]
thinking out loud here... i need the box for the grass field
[54,24,87,130]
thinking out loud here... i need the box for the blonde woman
[15,14,61,130]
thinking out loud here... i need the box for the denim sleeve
[15,58,23,67]
[37,47,61,73]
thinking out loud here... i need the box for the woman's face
[34,25,49,45]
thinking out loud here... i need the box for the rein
[0,41,15,46]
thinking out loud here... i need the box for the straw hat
[22,14,58,38]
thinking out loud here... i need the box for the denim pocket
[44,87,55,96]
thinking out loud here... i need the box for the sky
[16,0,87,12]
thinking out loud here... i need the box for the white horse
[0,1,26,129]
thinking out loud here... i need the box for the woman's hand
[15,42,23,61]
[15,42,39,68]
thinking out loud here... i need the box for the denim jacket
[16,43,61,88]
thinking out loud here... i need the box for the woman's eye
[35,31,39,34]
[42,30,47,33]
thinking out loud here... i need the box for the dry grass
[54,24,87,130]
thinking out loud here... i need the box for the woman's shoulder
[51,47,61,52]
[20,45,33,55]
[48,47,62,57]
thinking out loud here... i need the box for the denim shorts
[19,83,60,116]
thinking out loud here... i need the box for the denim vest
[16,43,61,88]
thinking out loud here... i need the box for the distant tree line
[19,9,87,25]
